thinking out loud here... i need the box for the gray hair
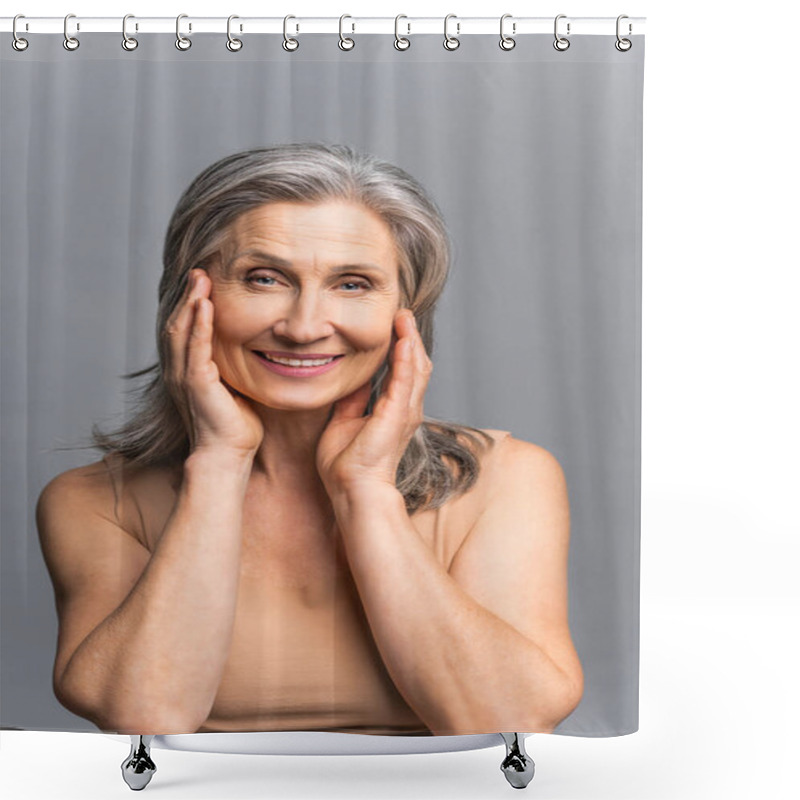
[87,143,494,514]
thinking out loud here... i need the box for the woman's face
[206,200,402,411]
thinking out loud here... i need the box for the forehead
[222,200,398,266]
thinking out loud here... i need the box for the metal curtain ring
[227,15,243,51]
[553,14,570,51]
[12,14,29,51]
[443,14,460,51]
[394,15,410,51]
[615,14,632,51]
[63,13,79,51]
[499,13,516,50]
[339,14,354,51]
[175,14,192,50]
[283,15,299,51]
[122,14,138,51]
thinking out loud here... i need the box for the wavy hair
[86,143,494,514]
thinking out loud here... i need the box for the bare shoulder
[469,428,566,489]
[451,427,511,464]
[37,453,160,549]
[468,430,569,532]
[488,433,567,490]
[37,458,118,520]
[476,427,513,448]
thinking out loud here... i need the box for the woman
[36,143,583,736]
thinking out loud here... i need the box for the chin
[244,390,342,412]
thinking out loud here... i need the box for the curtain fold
[1,31,644,737]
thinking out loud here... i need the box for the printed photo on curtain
[0,25,643,747]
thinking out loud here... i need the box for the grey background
[0,33,643,736]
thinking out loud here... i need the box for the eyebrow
[225,249,389,277]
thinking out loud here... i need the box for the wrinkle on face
[205,199,404,417]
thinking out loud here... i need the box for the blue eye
[247,275,277,286]
[246,274,370,292]
[340,280,371,292]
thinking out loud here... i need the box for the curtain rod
[1,16,646,36]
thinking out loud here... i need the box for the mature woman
[36,143,583,737]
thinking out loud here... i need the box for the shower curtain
[0,23,644,739]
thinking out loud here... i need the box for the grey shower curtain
[0,31,644,737]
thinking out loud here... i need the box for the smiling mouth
[254,352,345,367]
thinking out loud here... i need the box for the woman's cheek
[349,318,396,359]
[208,315,243,369]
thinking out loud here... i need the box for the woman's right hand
[163,268,265,459]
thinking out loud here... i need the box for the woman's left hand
[316,308,432,497]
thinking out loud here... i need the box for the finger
[374,333,415,425]
[383,311,417,407]
[176,271,211,371]
[164,269,203,379]
[370,310,415,438]
[378,333,397,396]
[407,315,432,417]
[186,295,217,383]
[220,376,246,399]
[165,269,201,333]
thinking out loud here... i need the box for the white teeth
[263,354,336,367]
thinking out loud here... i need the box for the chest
[203,502,450,732]
[208,541,418,731]
[132,482,466,732]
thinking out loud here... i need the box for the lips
[257,351,344,360]
[253,350,344,377]
[254,351,344,363]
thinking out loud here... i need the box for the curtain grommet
[226,15,243,51]
[282,15,299,51]
[615,15,632,51]
[63,13,80,51]
[499,14,516,51]
[175,14,192,51]
[121,14,138,51]
[338,15,355,51]
[394,15,410,51]
[12,15,29,51]
[553,15,571,51]
[443,14,460,51]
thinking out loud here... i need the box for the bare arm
[37,265,265,733]
[330,438,583,735]
[37,449,254,734]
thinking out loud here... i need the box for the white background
[2,1,798,798]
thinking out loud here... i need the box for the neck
[249,402,335,488]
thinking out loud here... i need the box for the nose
[271,289,337,343]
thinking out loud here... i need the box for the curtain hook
[339,14,355,51]
[283,15,299,51]
[394,14,410,51]
[63,13,80,51]
[122,14,138,51]
[175,14,192,51]
[443,14,460,51]
[553,14,570,52]
[12,14,29,52]
[226,15,243,51]
[499,14,516,51]
[615,15,632,51]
